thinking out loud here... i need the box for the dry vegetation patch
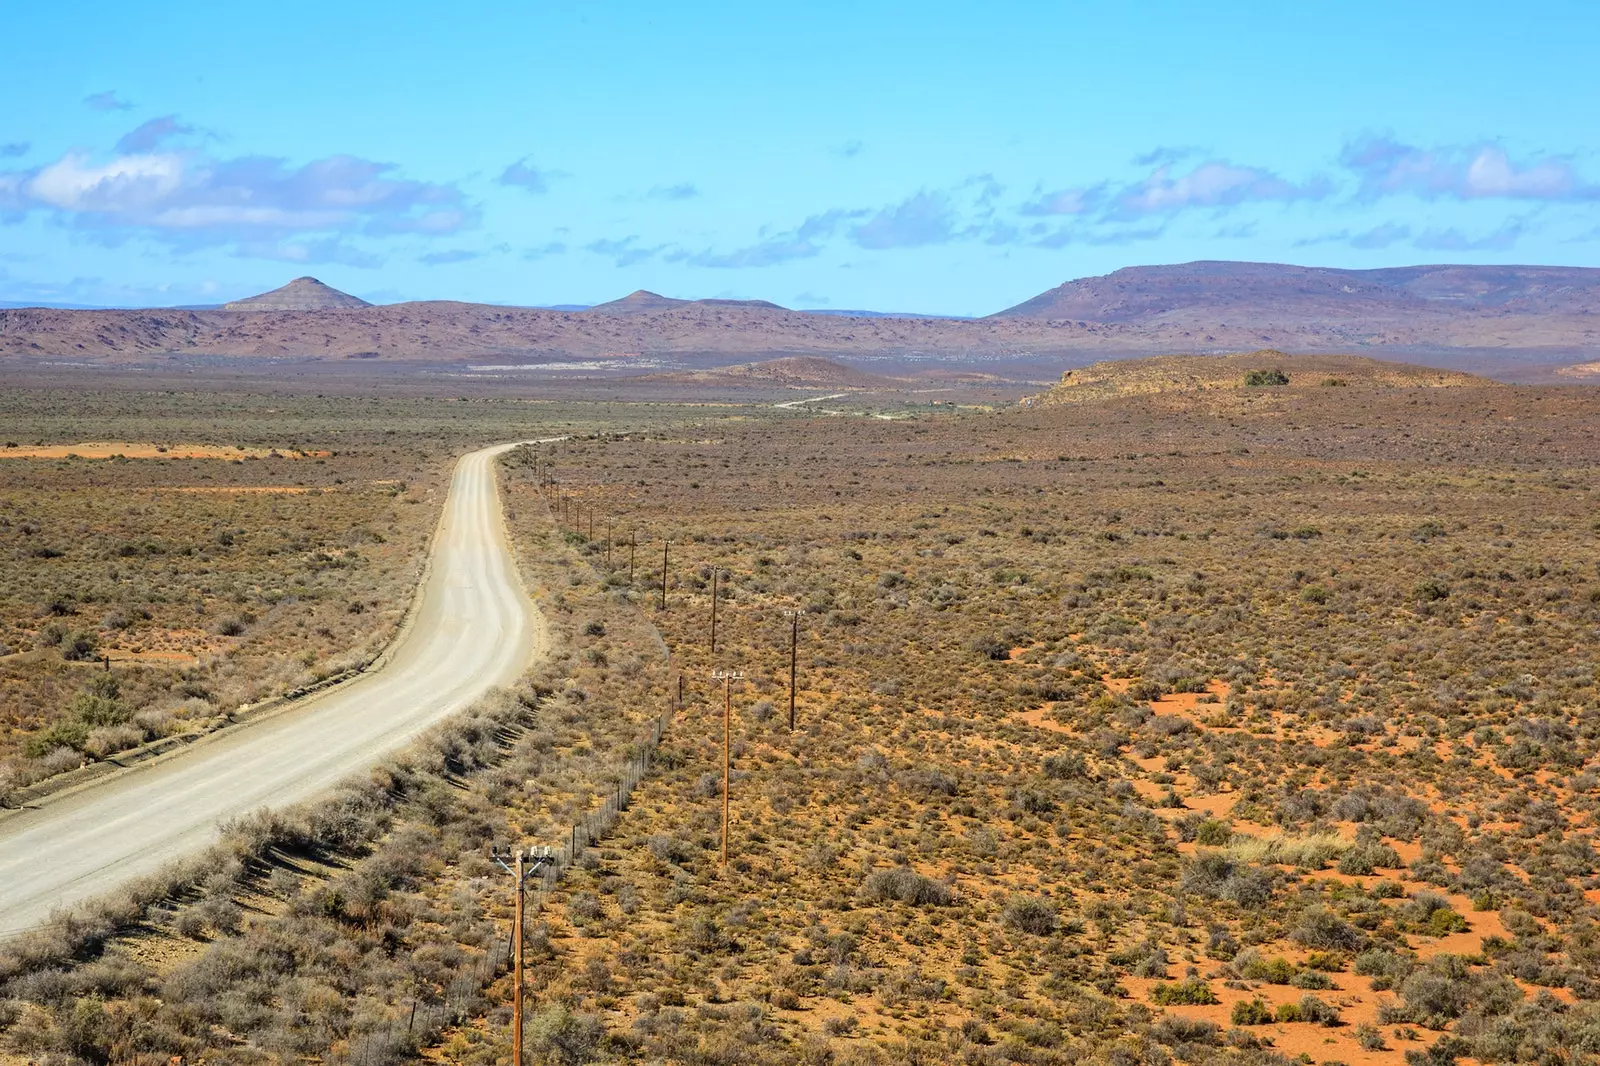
[7,360,1600,1066]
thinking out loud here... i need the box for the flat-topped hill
[1035,350,1492,404]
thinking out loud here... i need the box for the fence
[531,704,673,900]
[342,698,675,1066]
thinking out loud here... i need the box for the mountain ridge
[4,262,1598,375]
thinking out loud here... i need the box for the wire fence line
[343,700,675,1066]
[530,704,673,903]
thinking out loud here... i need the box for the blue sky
[1,1,1596,314]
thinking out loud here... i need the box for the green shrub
[1414,578,1450,602]
[1231,998,1275,1025]
[1238,952,1296,984]
[1195,819,1233,846]
[1296,994,1343,1026]
[1150,978,1219,1005]
[1244,368,1290,387]
[861,867,952,906]
[1292,905,1367,951]
[1001,895,1058,935]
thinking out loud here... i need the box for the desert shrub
[1354,948,1416,991]
[647,835,695,865]
[1235,951,1294,984]
[1001,895,1058,935]
[1414,578,1451,602]
[970,635,1011,660]
[860,868,951,907]
[1195,819,1233,846]
[60,631,99,661]
[1181,853,1275,907]
[1338,840,1402,875]
[1231,998,1274,1026]
[1291,906,1367,951]
[1227,831,1347,869]
[1150,1016,1220,1047]
[1244,368,1290,387]
[1295,994,1342,1026]
[1150,978,1218,1005]
[1042,752,1088,780]
[527,1004,603,1065]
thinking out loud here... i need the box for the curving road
[0,441,552,936]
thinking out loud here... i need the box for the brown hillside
[5,262,1600,372]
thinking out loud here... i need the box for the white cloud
[28,152,183,211]
[1114,161,1329,216]
[1,126,474,263]
[1341,136,1596,202]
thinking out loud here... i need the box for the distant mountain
[584,290,785,315]
[4,263,1599,381]
[223,277,371,311]
[994,261,1600,321]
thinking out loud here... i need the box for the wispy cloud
[1019,185,1103,217]
[1111,160,1331,217]
[234,237,382,268]
[0,143,27,159]
[1132,145,1203,168]
[680,210,855,269]
[499,157,561,194]
[1350,222,1411,249]
[418,248,481,265]
[522,241,567,260]
[585,236,666,267]
[1414,217,1530,252]
[1032,223,1166,249]
[852,191,963,250]
[647,183,698,200]
[84,90,133,112]
[115,116,195,154]
[1341,135,1597,202]
[835,140,864,159]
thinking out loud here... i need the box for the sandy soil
[0,441,325,459]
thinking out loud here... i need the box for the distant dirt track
[0,441,554,936]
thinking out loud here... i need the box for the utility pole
[789,610,800,732]
[660,540,669,610]
[710,670,744,868]
[491,845,553,1066]
[629,532,636,584]
[709,568,720,652]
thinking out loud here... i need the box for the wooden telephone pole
[660,540,669,609]
[709,569,720,652]
[789,611,800,732]
[492,845,553,1066]
[710,670,744,867]
[628,532,636,583]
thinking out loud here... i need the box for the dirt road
[0,441,551,936]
